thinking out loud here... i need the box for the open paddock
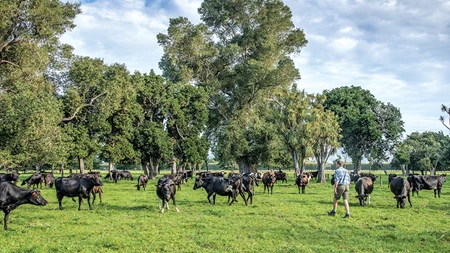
[0,171,449,252]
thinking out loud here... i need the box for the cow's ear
[32,191,38,197]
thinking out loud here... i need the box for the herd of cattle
[0,169,447,230]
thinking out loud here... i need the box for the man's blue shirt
[334,167,350,185]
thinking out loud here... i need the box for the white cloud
[329,37,359,53]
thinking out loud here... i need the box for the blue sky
[61,0,450,136]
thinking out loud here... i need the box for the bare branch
[61,92,106,122]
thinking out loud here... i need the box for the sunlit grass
[0,171,449,252]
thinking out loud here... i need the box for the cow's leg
[438,188,441,198]
[78,196,83,211]
[212,193,217,205]
[158,197,161,210]
[161,199,165,213]
[57,195,64,210]
[172,196,179,212]
[240,191,248,206]
[99,190,102,203]
[87,193,93,210]
[407,194,412,207]
[3,210,10,230]
[92,192,96,204]
[207,193,213,204]
[302,186,305,194]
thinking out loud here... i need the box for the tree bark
[35,164,40,173]
[406,164,410,176]
[108,161,114,173]
[149,157,159,179]
[141,161,149,176]
[353,159,361,174]
[292,150,299,176]
[78,156,85,174]
[401,164,406,176]
[171,157,177,174]
[238,156,256,174]
[316,159,327,183]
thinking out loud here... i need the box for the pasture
[1,171,449,252]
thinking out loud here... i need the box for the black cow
[182,170,194,183]
[41,173,55,188]
[119,171,134,180]
[262,172,277,194]
[136,174,149,191]
[310,171,319,180]
[389,175,412,208]
[55,175,103,210]
[275,170,287,183]
[355,177,374,206]
[241,173,258,204]
[156,177,179,213]
[162,173,183,190]
[360,173,377,183]
[408,174,446,198]
[0,172,20,185]
[0,181,48,230]
[193,176,246,205]
[295,173,310,194]
[21,173,44,189]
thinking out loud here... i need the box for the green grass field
[0,171,449,252]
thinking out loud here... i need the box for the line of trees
[1,0,447,181]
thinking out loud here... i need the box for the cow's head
[161,182,174,201]
[29,189,48,206]
[355,194,367,206]
[193,177,203,190]
[394,195,407,208]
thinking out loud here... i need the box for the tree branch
[61,92,106,122]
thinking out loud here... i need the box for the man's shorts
[334,184,349,200]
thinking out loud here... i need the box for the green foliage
[158,0,307,172]
[324,86,405,170]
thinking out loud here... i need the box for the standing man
[328,160,351,218]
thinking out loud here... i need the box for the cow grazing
[55,175,103,210]
[389,175,412,208]
[262,172,277,194]
[355,177,374,206]
[0,181,48,230]
[408,174,447,198]
[295,173,310,194]
[21,173,44,189]
[156,177,179,213]
[275,170,287,183]
[0,172,20,185]
[136,174,149,191]
[193,176,246,205]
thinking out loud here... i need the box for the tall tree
[98,63,140,173]
[60,57,107,174]
[323,86,404,173]
[133,71,174,178]
[0,0,80,169]
[158,0,307,173]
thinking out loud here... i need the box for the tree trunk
[78,156,85,174]
[316,159,327,183]
[406,164,410,176]
[353,159,361,174]
[171,157,177,174]
[51,164,54,174]
[238,156,256,174]
[35,164,40,173]
[149,157,159,179]
[141,161,149,176]
[61,164,64,177]
[108,161,114,173]
[292,150,299,176]
[401,164,406,176]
